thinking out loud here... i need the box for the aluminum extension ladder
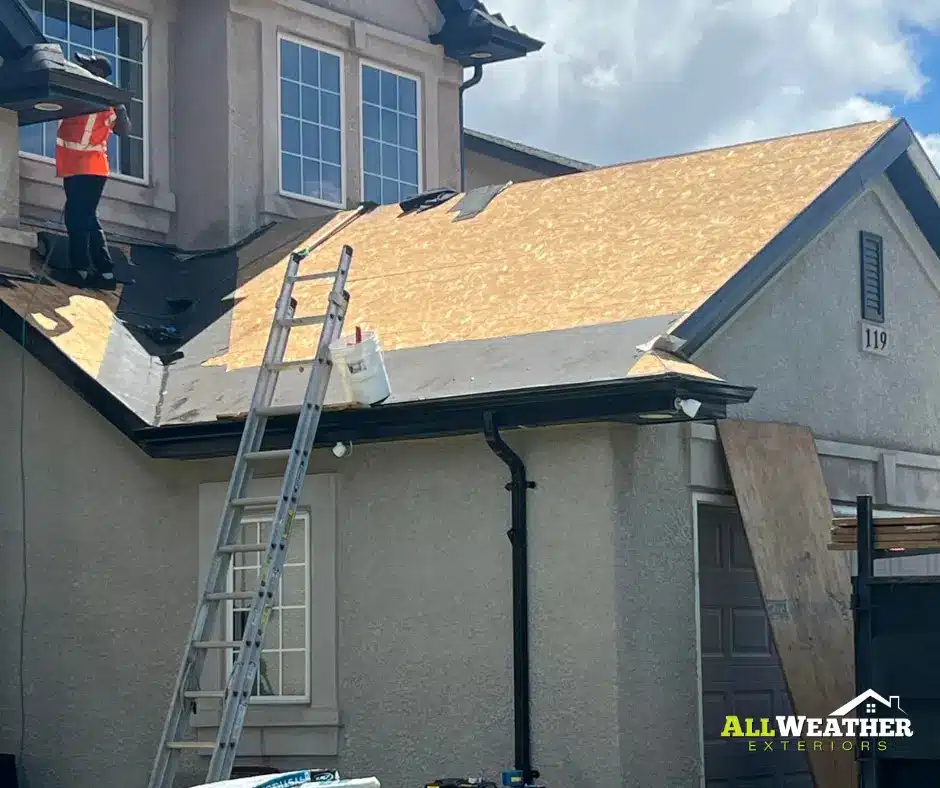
[148,241,355,788]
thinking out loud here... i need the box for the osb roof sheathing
[627,350,721,381]
[1,277,120,378]
[207,119,896,372]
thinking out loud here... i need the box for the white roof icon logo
[830,689,906,717]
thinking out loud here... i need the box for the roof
[210,119,898,357]
[430,0,543,66]
[6,117,937,456]
[463,129,596,176]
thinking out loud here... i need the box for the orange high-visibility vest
[55,108,117,178]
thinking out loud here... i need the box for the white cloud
[918,132,940,168]
[464,0,940,168]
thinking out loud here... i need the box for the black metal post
[856,494,877,788]
[483,412,536,786]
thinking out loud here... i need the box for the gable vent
[860,231,885,323]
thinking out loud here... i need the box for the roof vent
[399,187,458,215]
[449,181,511,222]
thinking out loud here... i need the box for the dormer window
[18,0,148,183]
[360,63,421,205]
[277,35,344,207]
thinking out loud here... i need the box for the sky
[463,0,940,169]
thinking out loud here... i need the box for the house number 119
[860,321,890,356]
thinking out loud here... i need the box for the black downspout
[483,412,538,787]
[458,64,484,191]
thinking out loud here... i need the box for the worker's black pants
[63,174,113,274]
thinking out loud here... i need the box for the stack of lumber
[829,515,940,551]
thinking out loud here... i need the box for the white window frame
[358,58,423,206]
[276,32,346,209]
[225,509,311,705]
[196,473,338,748]
[19,0,151,186]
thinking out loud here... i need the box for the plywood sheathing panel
[626,350,721,380]
[206,120,894,372]
[718,420,856,788]
[1,278,121,378]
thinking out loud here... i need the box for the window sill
[195,704,338,728]
[0,225,38,277]
[18,154,177,239]
[0,225,37,249]
[265,192,344,220]
[194,705,341,757]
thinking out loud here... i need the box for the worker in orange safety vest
[56,53,131,287]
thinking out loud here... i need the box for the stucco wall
[0,329,702,788]
[695,177,940,455]
[0,335,197,788]
[613,423,702,788]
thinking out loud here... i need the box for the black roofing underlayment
[158,313,685,425]
[22,217,320,424]
[450,182,510,222]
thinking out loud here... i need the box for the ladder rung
[280,314,326,327]
[165,741,217,751]
[243,449,292,462]
[291,271,335,282]
[267,357,320,372]
[183,690,226,699]
[230,495,281,508]
[256,405,303,418]
[218,543,270,554]
[205,590,259,601]
[192,640,242,650]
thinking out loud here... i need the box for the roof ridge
[565,118,901,178]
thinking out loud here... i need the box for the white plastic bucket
[329,329,391,406]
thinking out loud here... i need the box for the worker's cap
[74,52,112,79]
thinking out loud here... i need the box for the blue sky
[465,1,940,168]
[868,28,940,139]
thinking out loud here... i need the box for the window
[361,63,420,206]
[860,231,885,324]
[19,0,148,181]
[227,511,310,702]
[278,36,343,206]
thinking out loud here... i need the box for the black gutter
[458,64,484,191]
[484,412,537,787]
[136,375,756,459]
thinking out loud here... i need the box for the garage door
[697,502,815,787]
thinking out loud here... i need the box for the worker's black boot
[89,229,117,290]
[67,230,93,283]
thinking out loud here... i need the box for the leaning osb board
[718,420,856,788]
[206,120,894,371]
